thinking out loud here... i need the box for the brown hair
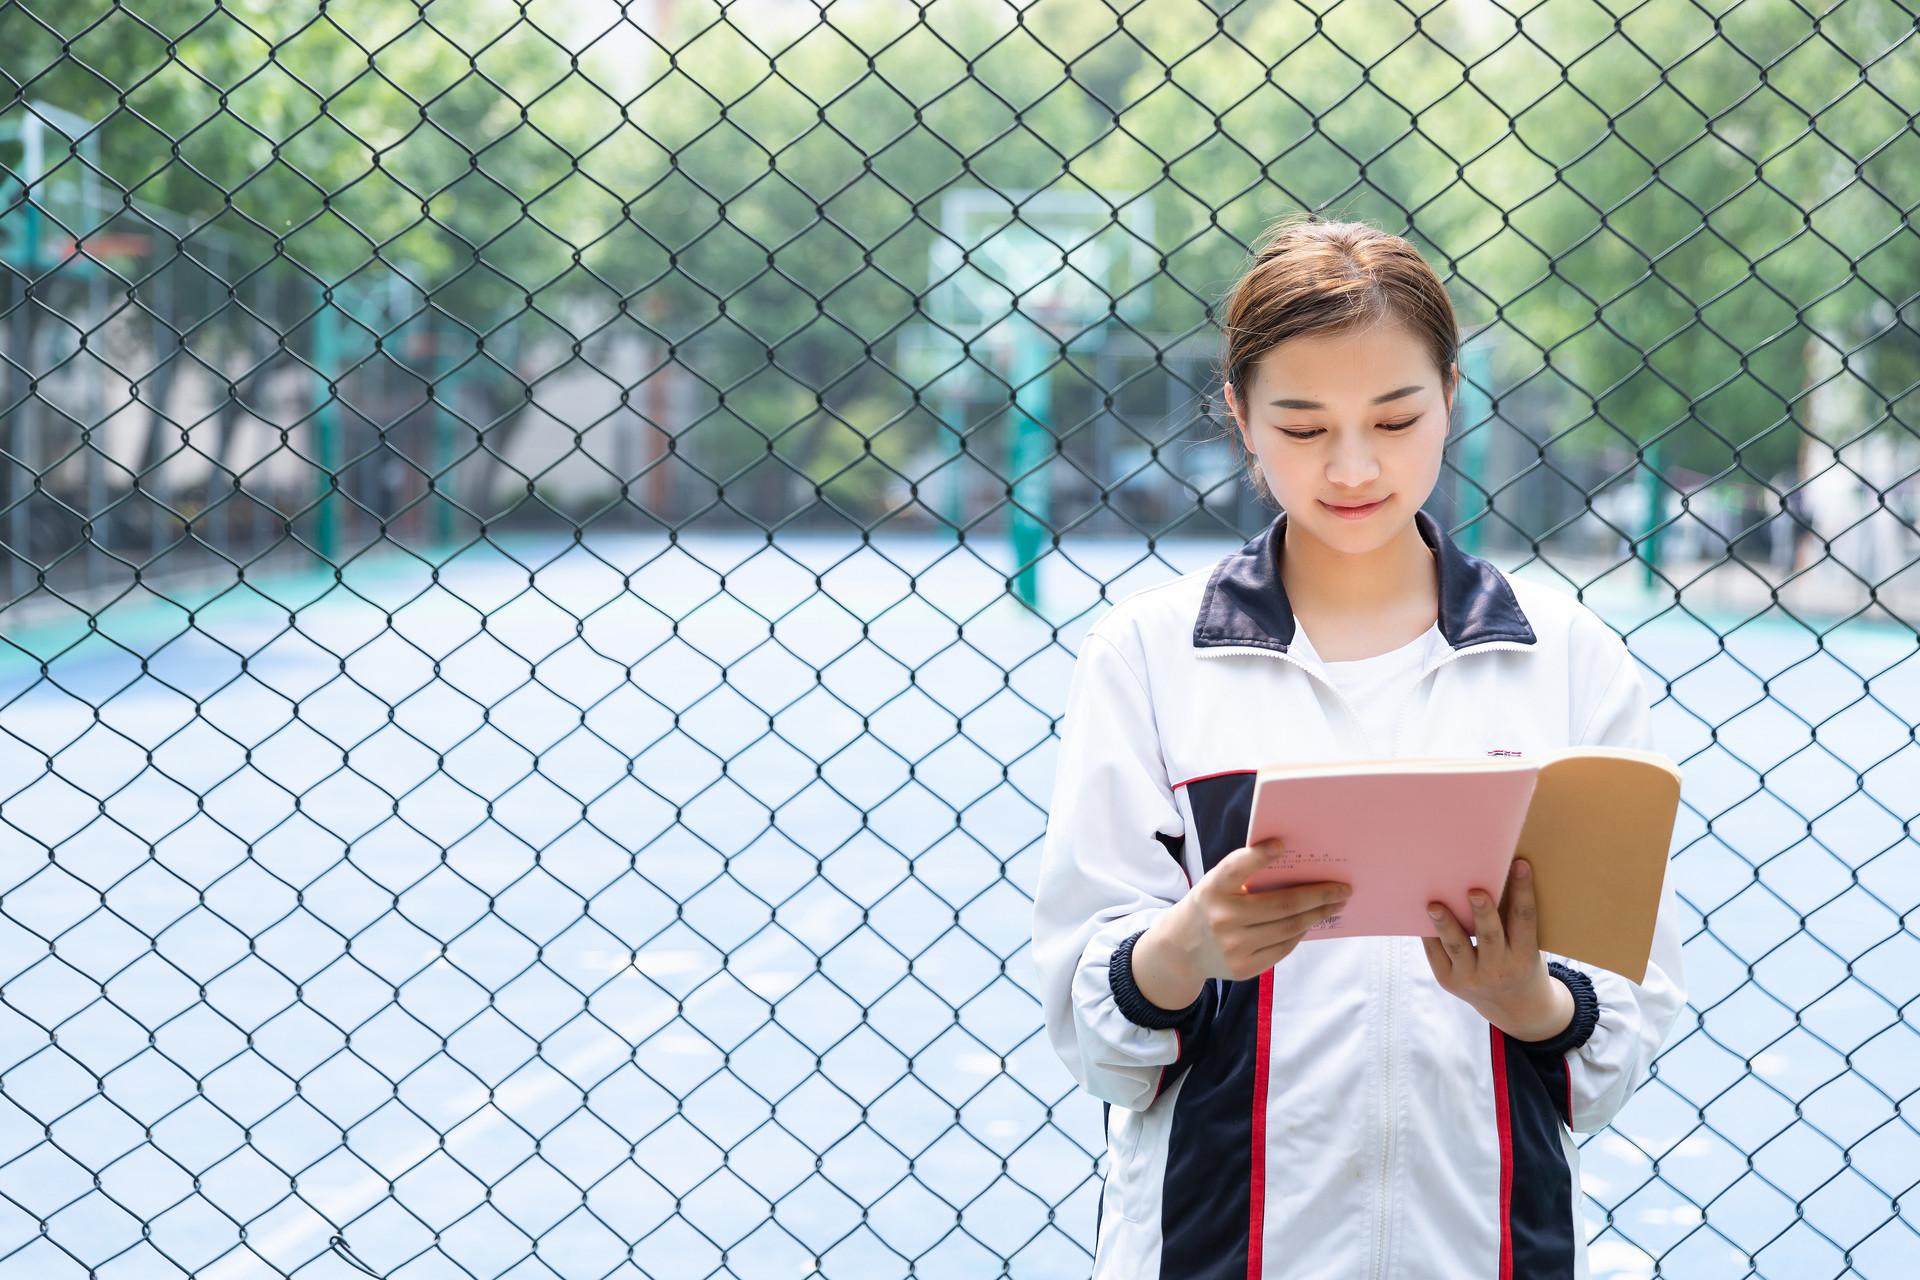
[1217,213,1461,506]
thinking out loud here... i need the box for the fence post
[313,291,340,562]
[1454,338,1492,553]
[3,114,44,603]
[1641,435,1663,590]
[429,313,456,550]
[1008,331,1050,609]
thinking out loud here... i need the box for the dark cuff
[1518,961,1601,1056]
[1109,927,1204,1030]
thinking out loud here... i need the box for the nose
[1326,434,1382,489]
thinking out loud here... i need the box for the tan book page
[1515,751,1682,984]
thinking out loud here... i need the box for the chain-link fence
[2,0,1917,1275]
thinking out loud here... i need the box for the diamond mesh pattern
[2,1,1918,1277]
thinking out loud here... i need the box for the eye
[1278,418,1419,440]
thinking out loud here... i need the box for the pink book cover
[1240,762,1542,940]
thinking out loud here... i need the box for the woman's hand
[1420,857,1575,1042]
[1134,840,1351,1005]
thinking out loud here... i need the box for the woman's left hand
[1420,858,1574,1042]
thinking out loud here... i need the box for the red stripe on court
[1172,766,1256,790]
[1490,1025,1514,1280]
[1247,968,1273,1278]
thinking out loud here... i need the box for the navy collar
[1192,507,1537,653]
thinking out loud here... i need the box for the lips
[1321,496,1390,518]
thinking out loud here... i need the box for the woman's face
[1224,318,1458,554]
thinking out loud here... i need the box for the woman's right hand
[1133,841,1352,1003]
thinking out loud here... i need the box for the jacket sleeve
[1030,625,1208,1112]
[1524,633,1690,1134]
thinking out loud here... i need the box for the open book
[1239,746,1681,983]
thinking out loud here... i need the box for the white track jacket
[1031,508,1688,1279]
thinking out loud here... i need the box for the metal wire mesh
[2,0,1918,1276]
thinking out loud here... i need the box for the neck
[1279,512,1438,619]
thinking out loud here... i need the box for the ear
[1224,381,1250,449]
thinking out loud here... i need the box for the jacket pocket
[1113,1095,1171,1223]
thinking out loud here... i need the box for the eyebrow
[1268,385,1424,410]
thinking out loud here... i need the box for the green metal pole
[20,122,40,282]
[1641,436,1663,591]
[1008,334,1051,609]
[313,293,340,563]
[432,314,455,551]
[1454,340,1492,554]
[4,117,43,602]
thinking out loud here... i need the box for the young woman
[1030,214,1687,1279]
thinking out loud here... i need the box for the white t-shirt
[1295,620,1442,756]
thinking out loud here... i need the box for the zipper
[1377,914,1395,1280]
[1196,636,1536,1279]
[1375,648,1412,1280]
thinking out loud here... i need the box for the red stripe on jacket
[1490,1025,1514,1280]
[1247,969,1274,1277]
